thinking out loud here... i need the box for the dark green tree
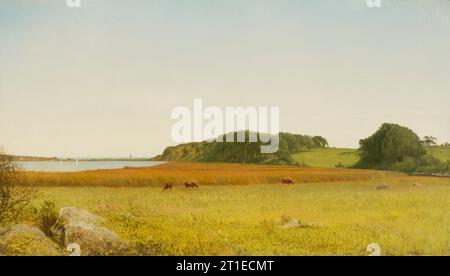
[355,123,446,173]
[312,136,329,148]
[356,123,426,169]
[422,136,437,146]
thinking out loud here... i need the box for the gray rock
[51,207,129,256]
[0,224,61,256]
[279,219,320,229]
[280,219,300,229]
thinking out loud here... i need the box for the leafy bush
[388,156,447,173]
[0,153,36,225]
[37,200,58,236]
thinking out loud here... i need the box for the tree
[355,123,426,169]
[312,136,329,148]
[422,136,437,146]
[0,152,35,224]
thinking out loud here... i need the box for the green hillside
[153,129,449,168]
[425,146,450,162]
[291,148,359,168]
[290,146,449,168]
[152,131,328,165]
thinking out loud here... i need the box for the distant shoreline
[9,155,152,162]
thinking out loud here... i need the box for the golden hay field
[17,162,450,255]
[20,162,401,187]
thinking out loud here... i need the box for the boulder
[280,219,300,229]
[51,207,129,256]
[0,224,61,256]
[279,219,320,229]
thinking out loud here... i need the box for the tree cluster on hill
[153,131,328,165]
[355,123,448,173]
[154,124,447,173]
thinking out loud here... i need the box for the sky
[0,0,449,158]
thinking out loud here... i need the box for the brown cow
[184,182,199,188]
[281,178,294,185]
[163,183,173,191]
[184,182,190,188]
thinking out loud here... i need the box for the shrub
[388,156,442,173]
[0,153,36,225]
[37,201,58,236]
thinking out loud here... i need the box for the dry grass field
[20,162,399,187]
[14,162,450,256]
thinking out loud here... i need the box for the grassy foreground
[22,163,450,256]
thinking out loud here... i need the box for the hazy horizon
[1,0,449,158]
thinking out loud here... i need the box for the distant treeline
[154,124,449,173]
[152,131,328,165]
[6,155,59,162]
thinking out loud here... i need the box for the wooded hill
[152,131,328,165]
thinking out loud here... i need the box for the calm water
[15,161,165,172]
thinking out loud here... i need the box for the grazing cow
[376,184,390,190]
[281,178,294,185]
[184,182,199,188]
[163,183,173,191]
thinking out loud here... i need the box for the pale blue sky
[0,0,449,157]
